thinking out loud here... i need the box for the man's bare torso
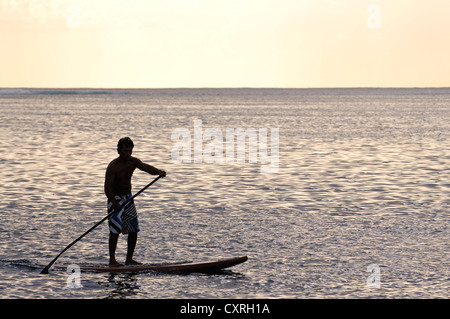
[107,157,138,196]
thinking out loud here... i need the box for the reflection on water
[95,270,247,299]
[101,273,141,299]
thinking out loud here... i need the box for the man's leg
[109,232,122,266]
[125,232,141,265]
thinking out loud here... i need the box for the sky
[1,0,449,88]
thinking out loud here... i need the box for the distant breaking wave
[0,88,133,95]
[0,89,33,94]
[1,87,449,96]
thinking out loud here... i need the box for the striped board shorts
[107,193,140,235]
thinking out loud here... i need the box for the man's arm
[135,158,166,177]
[104,164,121,212]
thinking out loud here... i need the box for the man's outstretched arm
[135,158,166,177]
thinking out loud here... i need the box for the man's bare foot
[109,260,124,267]
[125,260,142,266]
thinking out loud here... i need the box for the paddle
[40,175,162,274]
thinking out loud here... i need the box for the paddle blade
[40,267,49,274]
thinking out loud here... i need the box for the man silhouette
[104,137,166,266]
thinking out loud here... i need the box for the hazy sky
[1,0,449,88]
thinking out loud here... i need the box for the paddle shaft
[40,175,162,274]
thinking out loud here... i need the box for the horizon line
[1,86,450,90]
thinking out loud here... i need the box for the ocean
[0,88,449,299]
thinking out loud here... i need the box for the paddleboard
[47,256,247,274]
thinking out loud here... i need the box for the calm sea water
[0,88,449,299]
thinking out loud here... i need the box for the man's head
[117,137,134,157]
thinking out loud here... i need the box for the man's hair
[117,137,134,153]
